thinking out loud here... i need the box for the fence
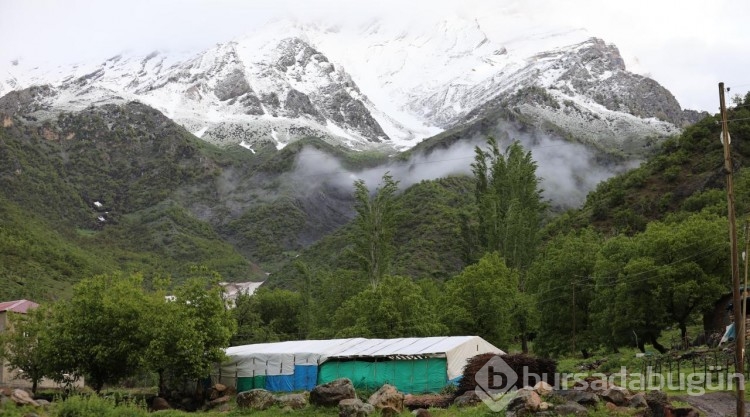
[638,349,750,388]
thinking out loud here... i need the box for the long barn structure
[216,336,503,393]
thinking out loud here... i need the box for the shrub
[55,395,148,417]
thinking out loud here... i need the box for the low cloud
[288,128,635,209]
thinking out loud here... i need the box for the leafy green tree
[235,287,303,342]
[332,275,447,338]
[528,228,601,358]
[143,273,236,396]
[0,306,53,393]
[442,252,519,348]
[352,173,400,288]
[48,273,150,392]
[592,213,727,353]
[231,292,277,345]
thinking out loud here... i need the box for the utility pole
[573,280,576,355]
[719,81,745,416]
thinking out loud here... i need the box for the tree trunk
[520,319,529,354]
[637,338,646,353]
[32,379,38,394]
[581,349,590,359]
[680,323,688,349]
[158,370,166,398]
[650,335,667,354]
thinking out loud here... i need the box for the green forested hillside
[268,175,477,289]
[549,102,750,236]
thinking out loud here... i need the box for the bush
[55,395,148,417]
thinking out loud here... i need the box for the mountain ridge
[1,17,703,156]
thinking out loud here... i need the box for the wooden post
[719,81,745,416]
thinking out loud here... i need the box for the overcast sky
[1,0,748,112]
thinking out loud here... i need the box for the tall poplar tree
[352,173,399,288]
[471,137,545,352]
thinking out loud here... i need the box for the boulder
[600,388,627,406]
[380,406,400,417]
[539,401,550,410]
[534,381,554,396]
[213,383,227,393]
[629,392,648,408]
[573,376,613,394]
[404,394,452,409]
[338,398,373,417]
[151,397,170,411]
[556,389,599,406]
[11,389,38,407]
[311,378,356,407]
[367,384,404,413]
[453,390,481,407]
[208,395,230,408]
[554,401,588,416]
[412,409,432,417]
[506,387,541,412]
[276,393,308,410]
[605,401,631,413]
[236,389,276,410]
[33,399,50,407]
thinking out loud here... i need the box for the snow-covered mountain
[0,17,701,153]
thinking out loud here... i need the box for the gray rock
[628,392,648,408]
[453,391,480,407]
[239,92,264,115]
[276,393,308,410]
[367,384,404,413]
[600,387,627,406]
[11,390,39,407]
[412,408,432,417]
[214,69,251,101]
[506,387,541,412]
[338,398,373,417]
[236,389,276,410]
[284,89,323,121]
[310,378,356,407]
[556,389,600,406]
[554,401,588,416]
[208,395,230,408]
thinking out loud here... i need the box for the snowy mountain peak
[0,16,698,154]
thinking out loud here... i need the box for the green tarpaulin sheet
[237,375,266,392]
[318,358,447,393]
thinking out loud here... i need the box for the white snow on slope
[0,15,681,152]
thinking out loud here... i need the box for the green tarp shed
[217,336,503,393]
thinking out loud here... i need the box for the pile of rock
[0,388,51,409]
[236,388,309,412]
[453,378,698,417]
[235,378,415,417]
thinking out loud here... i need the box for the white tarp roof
[222,336,504,380]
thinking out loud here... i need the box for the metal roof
[0,299,39,314]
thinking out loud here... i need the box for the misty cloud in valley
[287,131,637,209]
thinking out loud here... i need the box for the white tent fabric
[222,336,504,379]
